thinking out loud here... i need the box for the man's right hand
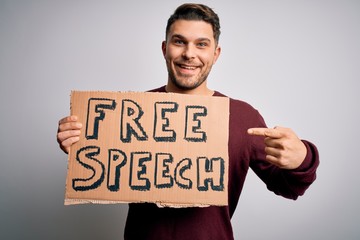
[57,115,82,154]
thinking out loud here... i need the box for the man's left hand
[247,126,307,170]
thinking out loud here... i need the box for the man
[57,3,319,239]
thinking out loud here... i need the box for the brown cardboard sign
[65,91,229,207]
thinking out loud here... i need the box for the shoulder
[214,91,259,114]
[147,86,166,93]
[214,90,266,128]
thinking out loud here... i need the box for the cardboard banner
[65,91,229,207]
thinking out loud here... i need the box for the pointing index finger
[247,128,282,138]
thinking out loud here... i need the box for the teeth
[180,65,196,70]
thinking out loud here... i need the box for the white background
[0,0,359,239]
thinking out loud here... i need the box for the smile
[177,64,199,70]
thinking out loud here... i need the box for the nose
[182,44,196,60]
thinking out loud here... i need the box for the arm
[57,115,82,154]
[248,127,319,200]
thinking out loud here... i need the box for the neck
[165,81,214,96]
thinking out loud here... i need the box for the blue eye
[174,39,185,45]
[197,42,208,47]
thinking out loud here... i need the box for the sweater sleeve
[249,112,320,200]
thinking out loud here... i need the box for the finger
[59,136,80,154]
[264,146,281,158]
[247,128,282,139]
[264,137,284,149]
[60,145,70,154]
[58,115,78,125]
[58,121,82,132]
[265,152,294,169]
[61,136,80,148]
[262,147,286,168]
[57,130,81,143]
[264,154,280,167]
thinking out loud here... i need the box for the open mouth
[178,64,198,70]
[175,63,201,75]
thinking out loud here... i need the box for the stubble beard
[167,62,211,91]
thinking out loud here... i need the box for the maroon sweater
[124,86,319,240]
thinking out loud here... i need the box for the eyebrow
[171,34,211,43]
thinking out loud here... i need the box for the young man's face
[162,20,221,92]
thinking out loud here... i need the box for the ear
[213,45,221,64]
[161,41,167,58]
